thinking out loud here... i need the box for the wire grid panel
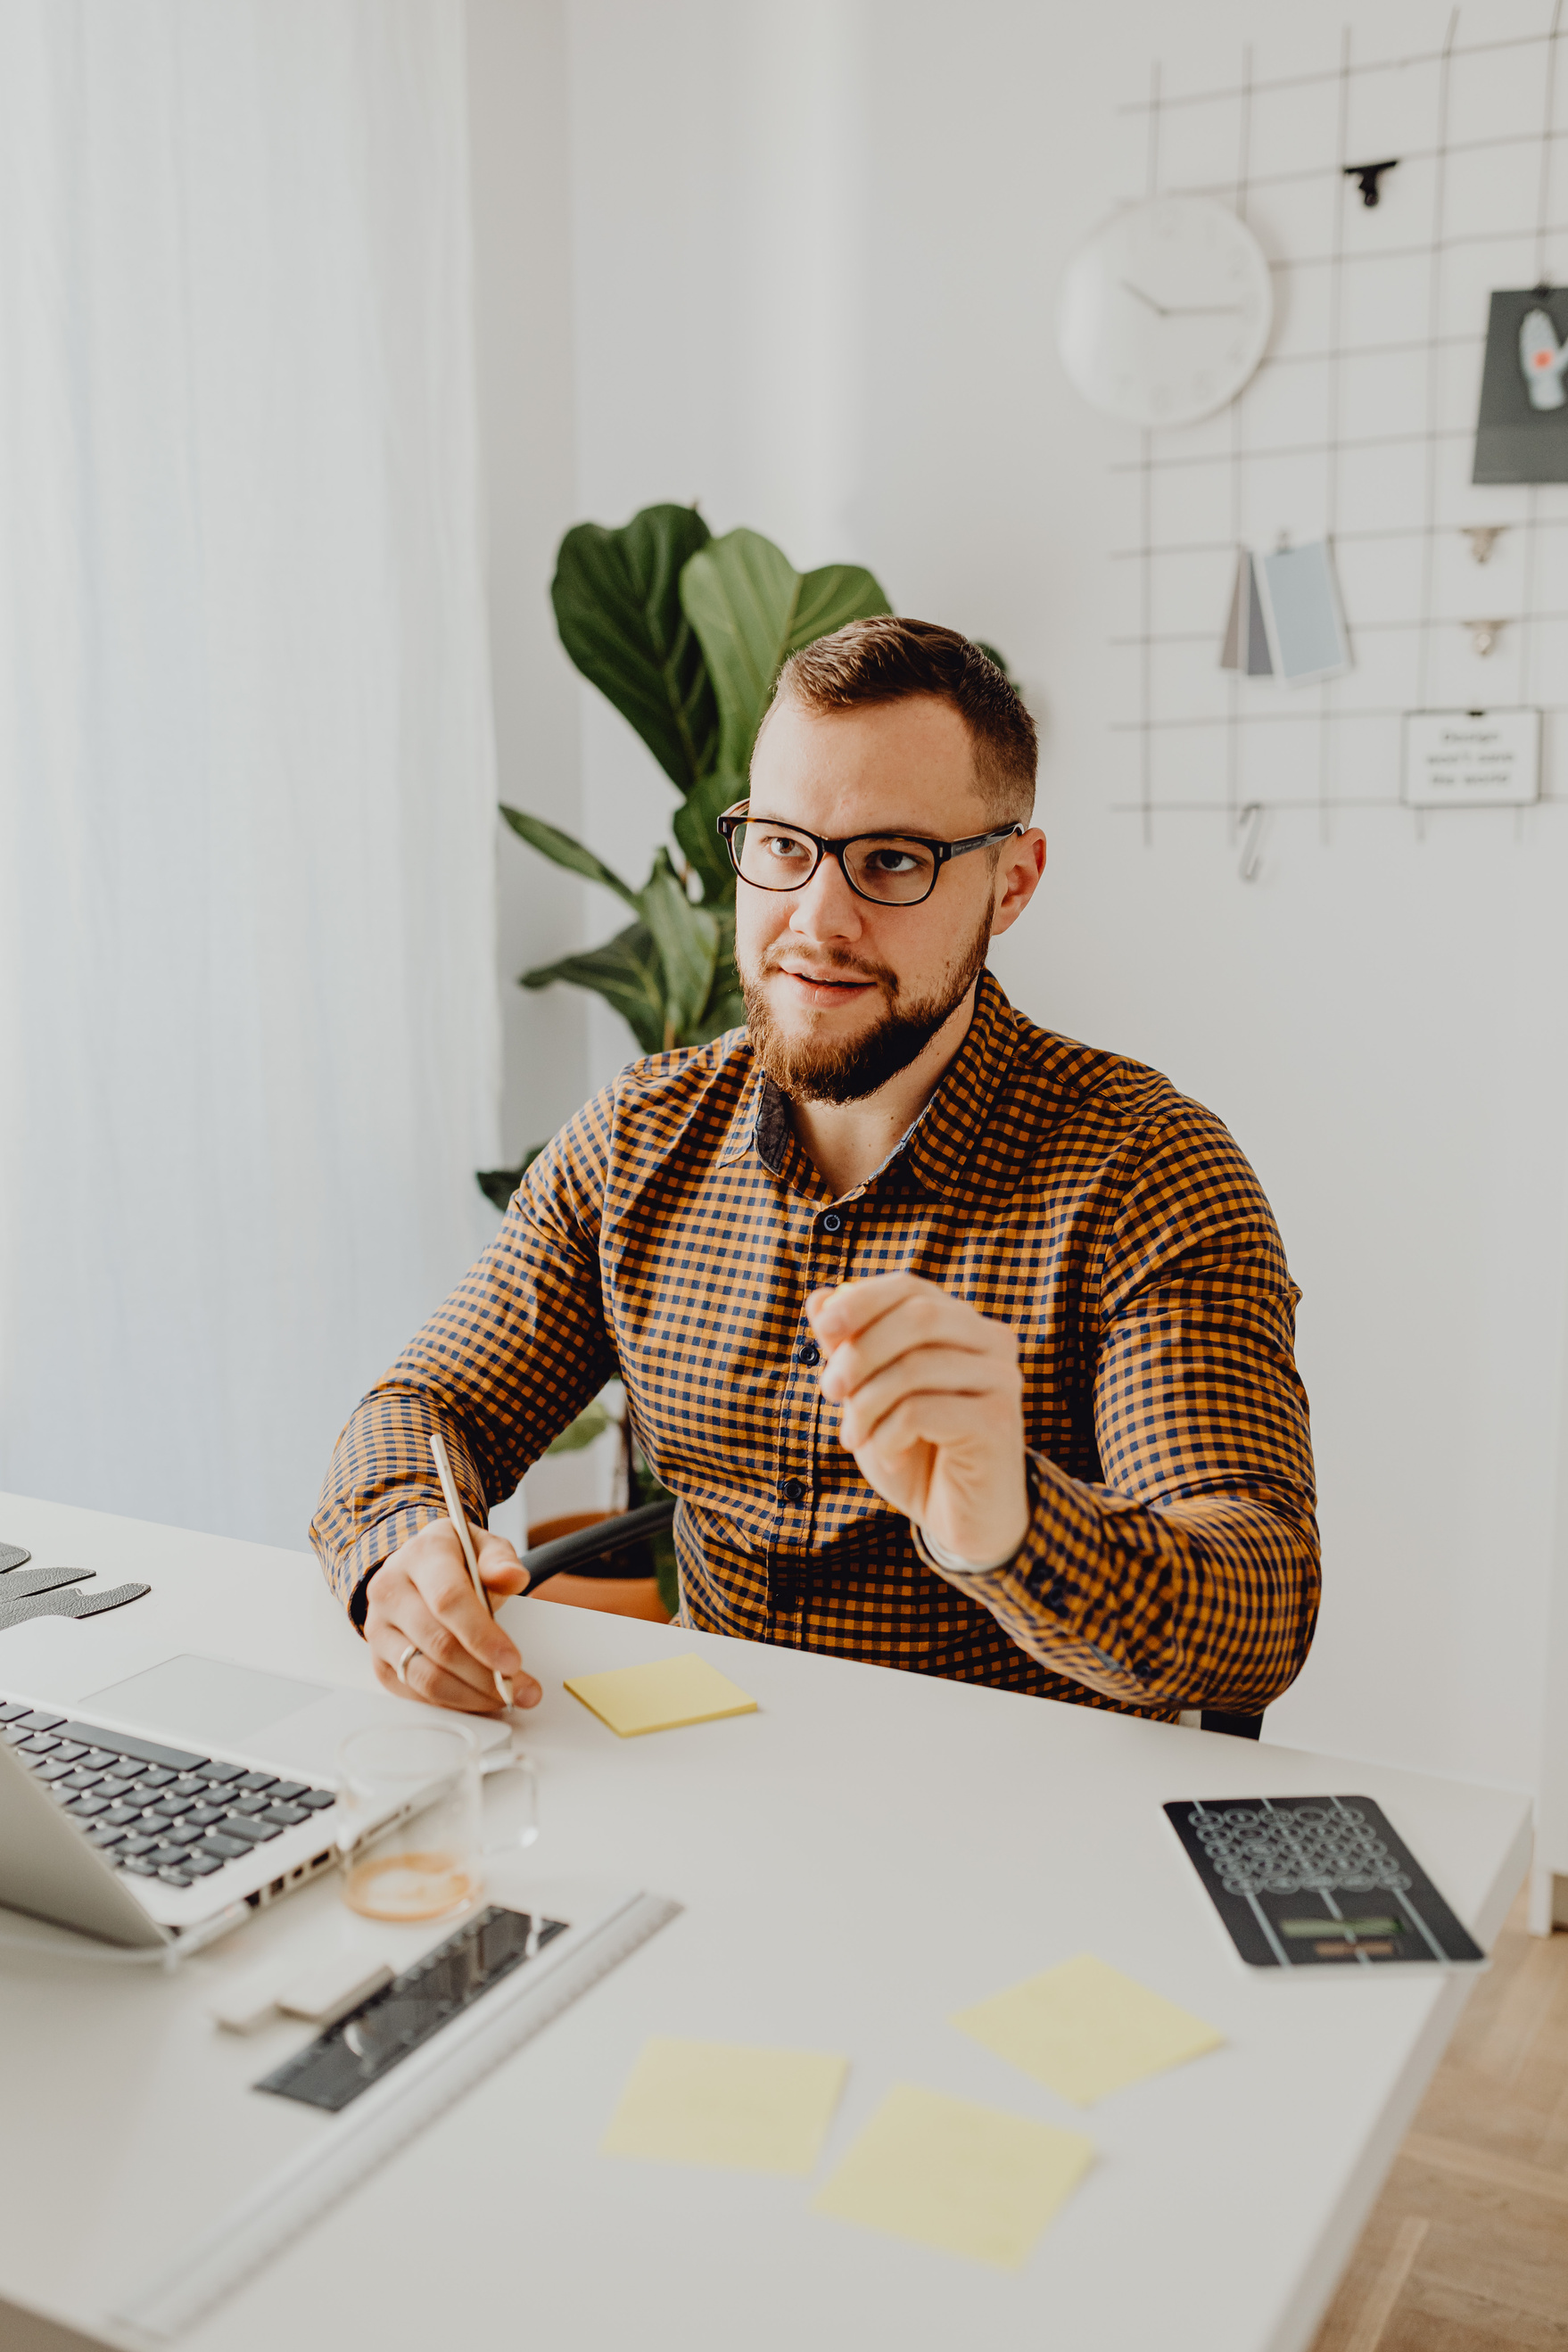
[1109,4,1568,838]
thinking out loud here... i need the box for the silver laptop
[0,1655,510,1953]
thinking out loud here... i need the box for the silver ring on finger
[395,1640,421,1686]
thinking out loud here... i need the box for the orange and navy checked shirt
[311,972,1318,1720]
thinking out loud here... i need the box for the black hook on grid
[1344,159,1399,207]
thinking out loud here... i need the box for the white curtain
[0,2,500,1549]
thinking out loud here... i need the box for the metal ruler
[113,1889,681,2344]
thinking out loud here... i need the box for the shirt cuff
[910,1522,1018,1577]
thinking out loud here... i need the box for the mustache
[756,941,900,994]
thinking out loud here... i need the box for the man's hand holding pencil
[363,1432,542,1716]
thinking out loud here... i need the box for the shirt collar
[901,970,1019,1196]
[715,969,1020,1196]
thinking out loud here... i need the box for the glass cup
[336,1720,484,1923]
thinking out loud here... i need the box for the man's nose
[788,854,865,942]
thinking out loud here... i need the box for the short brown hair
[766,617,1036,821]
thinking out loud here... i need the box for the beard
[739,903,994,1105]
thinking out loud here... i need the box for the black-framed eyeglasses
[717,801,1024,908]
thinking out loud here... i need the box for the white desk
[0,1491,1531,2352]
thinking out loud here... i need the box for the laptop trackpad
[83,1655,329,1747]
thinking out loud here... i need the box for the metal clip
[1237,803,1269,883]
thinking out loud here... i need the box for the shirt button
[797,1341,821,1367]
[822,1212,843,1232]
[781,1477,806,1504]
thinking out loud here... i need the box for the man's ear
[990,829,1046,937]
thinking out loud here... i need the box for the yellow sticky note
[563,1652,757,1737]
[601,2038,848,2174]
[812,2084,1093,2270]
[953,1952,1224,2107]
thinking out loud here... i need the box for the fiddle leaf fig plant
[478,503,892,1208]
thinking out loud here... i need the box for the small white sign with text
[1401,709,1541,808]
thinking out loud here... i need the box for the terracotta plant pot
[524,1511,672,1623]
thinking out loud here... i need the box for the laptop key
[102,1804,144,1828]
[199,1761,247,1785]
[78,1750,118,1771]
[21,1733,62,1754]
[0,1702,29,1722]
[184,1853,224,1877]
[220,1817,282,1844]
[235,1772,277,1794]
[230,1795,271,1815]
[87,1824,127,1848]
[187,1803,228,1827]
[201,1833,252,1861]
[261,1803,309,1828]
[269,1781,309,1803]
[298,1790,336,1811]
[50,1741,87,1762]
[36,1760,77,1782]
[121,1857,160,1877]
[14,1712,65,1732]
[140,1768,177,1789]
[62,1769,108,1791]
[120,1835,162,1856]
[157,1867,193,1886]
[166,1823,207,1846]
[66,1795,111,1819]
[55,1723,209,1772]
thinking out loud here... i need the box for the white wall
[472,0,1568,1799]
[466,0,589,1166]
[0,0,503,1555]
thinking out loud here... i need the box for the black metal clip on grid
[515,1504,1262,1737]
[0,1541,150,1633]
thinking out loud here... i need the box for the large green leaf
[500,806,639,908]
[700,986,747,1040]
[520,921,666,1055]
[475,1140,545,1213]
[671,765,743,904]
[679,529,890,774]
[551,506,718,793]
[640,852,719,1044]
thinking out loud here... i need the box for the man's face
[734,694,1037,1104]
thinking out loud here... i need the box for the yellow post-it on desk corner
[564,1652,757,1737]
[812,2084,1093,2271]
[953,1952,1224,2107]
[601,2038,848,2175]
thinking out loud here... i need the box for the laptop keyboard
[0,1697,335,1890]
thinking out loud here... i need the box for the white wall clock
[1057,194,1274,426]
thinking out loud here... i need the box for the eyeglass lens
[730,821,938,904]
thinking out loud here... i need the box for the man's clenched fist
[808,1274,1028,1572]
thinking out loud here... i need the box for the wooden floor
[1310,1893,1568,2352]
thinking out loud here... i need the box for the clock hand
[1118,280,1168,318]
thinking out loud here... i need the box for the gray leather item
[0,1566,94,1603]
[0,1580,151,1634]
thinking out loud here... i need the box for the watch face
[1056,195,1274,426]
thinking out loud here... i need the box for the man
[311,619,1318,1722]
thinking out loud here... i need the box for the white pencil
[427,1429,512,1706]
